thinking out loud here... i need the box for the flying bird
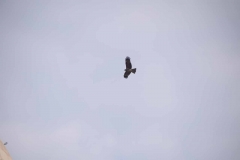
[124,56,136,79]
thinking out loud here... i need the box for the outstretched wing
[124,71,131,78]
[125,58,132,69]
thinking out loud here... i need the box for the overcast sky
[0,0,240,159]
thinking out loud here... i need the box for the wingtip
[125,56,130,60]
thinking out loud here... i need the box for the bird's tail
[131,68,136,74]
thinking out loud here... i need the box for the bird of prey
[124,56,136,79]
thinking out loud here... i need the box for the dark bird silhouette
[124,56,136,79]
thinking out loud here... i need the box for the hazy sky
[0,0,240,159]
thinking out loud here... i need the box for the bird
[124,56,136,79]
[4,142,8,145]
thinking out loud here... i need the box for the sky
[0,0,240,159]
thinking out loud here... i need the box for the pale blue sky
[0,0,240,159]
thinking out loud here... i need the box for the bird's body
[124,57,136,79]
[125,68,132,72]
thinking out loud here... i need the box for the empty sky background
[0,0,240,159]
